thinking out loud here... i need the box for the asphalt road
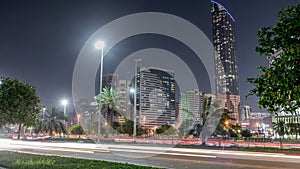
[0,138,299,169]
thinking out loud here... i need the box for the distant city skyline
[0,0,298,112]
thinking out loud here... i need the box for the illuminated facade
[179,89,203,128]
[132,67,176,129]
[211,1,240,123]
[211,0,239,95]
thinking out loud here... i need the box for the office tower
[133,67,176,129]
[179,89,203,129]
[240,105,251,122]
[211,0,240,123]
[117,79,131,123]
[95,73,119,94]
[211,0,239,95]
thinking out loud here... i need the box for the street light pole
[133,58,141,138]
[61,99,68,124]
[95,41,105,143]
[77,114,81,124]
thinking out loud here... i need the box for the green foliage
[69,124,85,135]
[228,129,238,138]
[156,124,175,135]
[248,4,300,114]
[0,77,41,138]
[12,159,55,169]
[202,96,212,125]
[241,129,253,138]
[91,87,121,125]
[136,127,148,136]
[116,120,133,135]
[35,107,67,135]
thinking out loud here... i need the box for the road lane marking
[108,148,216,158]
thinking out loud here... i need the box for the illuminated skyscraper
[179,89,203,129]
[211,0,239,95]
[131,67,176,129]
[211,1,240,123]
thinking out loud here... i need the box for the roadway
[0,138,299,169]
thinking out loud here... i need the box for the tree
[0,77,41,139]
[273,120,286,148]
[69,124,85,135]
[116,120,133,135]
[228,129,238,138]
[35,107,67,136]
[241,129,253,138]
[202,96,212,125]
[91,87,121,126]
[247,4,300,115]
[214,109,237,139]
[155,124,175,135]
[136,127,148,136]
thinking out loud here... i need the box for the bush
[241,129,252,138]
[69,124,85,135]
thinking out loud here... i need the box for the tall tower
[179,89,203,129]
[211,0,239,95]
[131,67,176,129]
[211,0,240,123]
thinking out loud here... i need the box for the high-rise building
[211,1,240,123]
[239,105,251,129]
[95,73,119,94]
[211,0,239,95]
[240,105,251,122]
[117,79,131,123]
[225,94,240,123]
[179,89,203,129]
[133,67,176,129]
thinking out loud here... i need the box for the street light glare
[130,88,135,93]
[94,41,105,49]
[61,99,68,106]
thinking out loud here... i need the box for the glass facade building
[211,0,239,95]
[131,67,176,129]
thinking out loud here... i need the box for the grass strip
[0,151,159,169]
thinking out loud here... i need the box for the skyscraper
[179,89,203,129]
[211,0,240,123]
[131,67,176,129]
[211,0,239,95]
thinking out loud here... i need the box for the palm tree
[35,107,67,136]
[91,87,121,126]
[273,120,286,148]
[215,109,236,139]
[202,96,212,125]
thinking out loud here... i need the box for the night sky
[0,0,299,111]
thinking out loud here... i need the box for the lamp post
[77,114,81,124]
[95,41,105,143]
[42,107,46,120]
[61,99,68,123]
[133,58,141,138]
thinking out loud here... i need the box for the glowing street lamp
[130,88,135,93]
[61,99,68,117]
[61,99,68,127]
[42,107,46,120]
[133,58,141,138]
[95,40,105,143]
[77,114,81,124]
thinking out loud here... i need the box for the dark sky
[0,0,299,111]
